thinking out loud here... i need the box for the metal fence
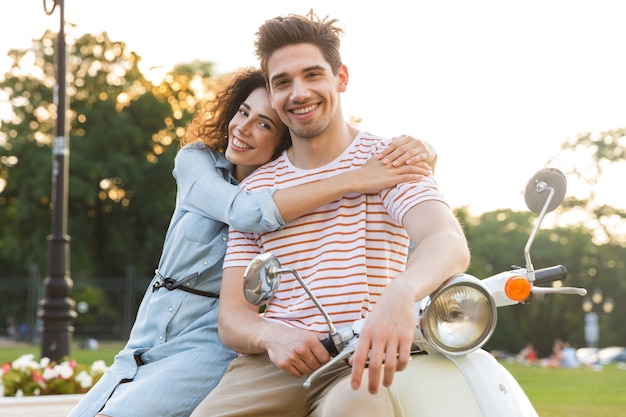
[0,265,152,343]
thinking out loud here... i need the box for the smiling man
[191,10,470,417]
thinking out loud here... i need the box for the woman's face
[226,87,286,180]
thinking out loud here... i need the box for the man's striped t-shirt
[223,131,447,335]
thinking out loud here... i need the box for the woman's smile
[230,136,253,151]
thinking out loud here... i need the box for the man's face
[266,43,347,140]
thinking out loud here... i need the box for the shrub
[1,354,107,397]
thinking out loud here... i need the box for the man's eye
[274,80,288,88]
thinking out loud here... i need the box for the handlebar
[320,337,340,356]
[527,264,586,301]
[533,265,568,285]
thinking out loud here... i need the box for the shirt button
[203,261,208,265]
[168,307,173,312]
[159,335,163,340]
[222,236,227,242]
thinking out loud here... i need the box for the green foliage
[548,128,626,246]
[0,30,215,333]
[0,30,213,278]
[72,287,118,335]
[458,206,626,356]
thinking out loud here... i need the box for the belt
[152,270,219,298]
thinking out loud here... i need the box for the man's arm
[218,266,331,378]
[349,200,470,394]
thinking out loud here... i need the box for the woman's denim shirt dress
[68,142,284,417]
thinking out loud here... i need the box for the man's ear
[337,64,348,92]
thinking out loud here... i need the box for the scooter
[242,167,588,416]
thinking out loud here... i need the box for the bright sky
[1,0,625,214]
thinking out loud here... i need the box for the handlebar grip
[534,265,568,285]
[320,336,340,356]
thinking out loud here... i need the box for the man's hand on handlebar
[264,325,331,378]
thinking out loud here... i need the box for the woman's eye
[259,121,271,130]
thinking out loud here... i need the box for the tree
[0,30,214,278]
[460,207,626,356]
[0,30,215,334]
[548,128,626,246]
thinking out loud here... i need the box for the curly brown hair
[181,67,291,160]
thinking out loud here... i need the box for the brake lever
[528,286,587,302]
[304,344,357,389]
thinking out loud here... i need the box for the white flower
[12,354,38,372]
[39,357,51,368]
[75,371,93,389]
[91,360,108,373]
[56,362,74,380]
[42,367,57,380]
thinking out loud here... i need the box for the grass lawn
[0,340,125,366]
[504,361,626,417]
[2,341,625,416]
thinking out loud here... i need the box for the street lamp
[39,0,76,361]
[582,288,614,348]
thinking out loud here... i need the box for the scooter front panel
[389,354,484,416]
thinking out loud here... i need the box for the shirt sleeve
[367,138,448,224]
[173,144,285,233]
[381,175,449,225]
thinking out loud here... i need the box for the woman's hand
[350,156,425,194]
[378,135,437,174]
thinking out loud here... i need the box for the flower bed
[1,354,107,397]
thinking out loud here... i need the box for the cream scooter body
[390,350,536,417]
[243,168,586,417]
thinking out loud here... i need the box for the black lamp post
[39,0,76,361]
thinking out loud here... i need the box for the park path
[0,394,83,417]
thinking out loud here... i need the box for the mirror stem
[279,267,338,335]
[524,182,555,282]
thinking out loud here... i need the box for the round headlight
[422,274,497,356]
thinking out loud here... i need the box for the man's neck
[287,121,359,169]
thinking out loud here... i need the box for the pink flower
[30,369,47,387]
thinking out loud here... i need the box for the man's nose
[290,78,311,102]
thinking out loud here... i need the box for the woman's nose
[237,118,253,135]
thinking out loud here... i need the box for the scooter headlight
[421,274,497,356]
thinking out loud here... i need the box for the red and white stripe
[224,132,446,334]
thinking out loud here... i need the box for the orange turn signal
[504,275,532,301]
